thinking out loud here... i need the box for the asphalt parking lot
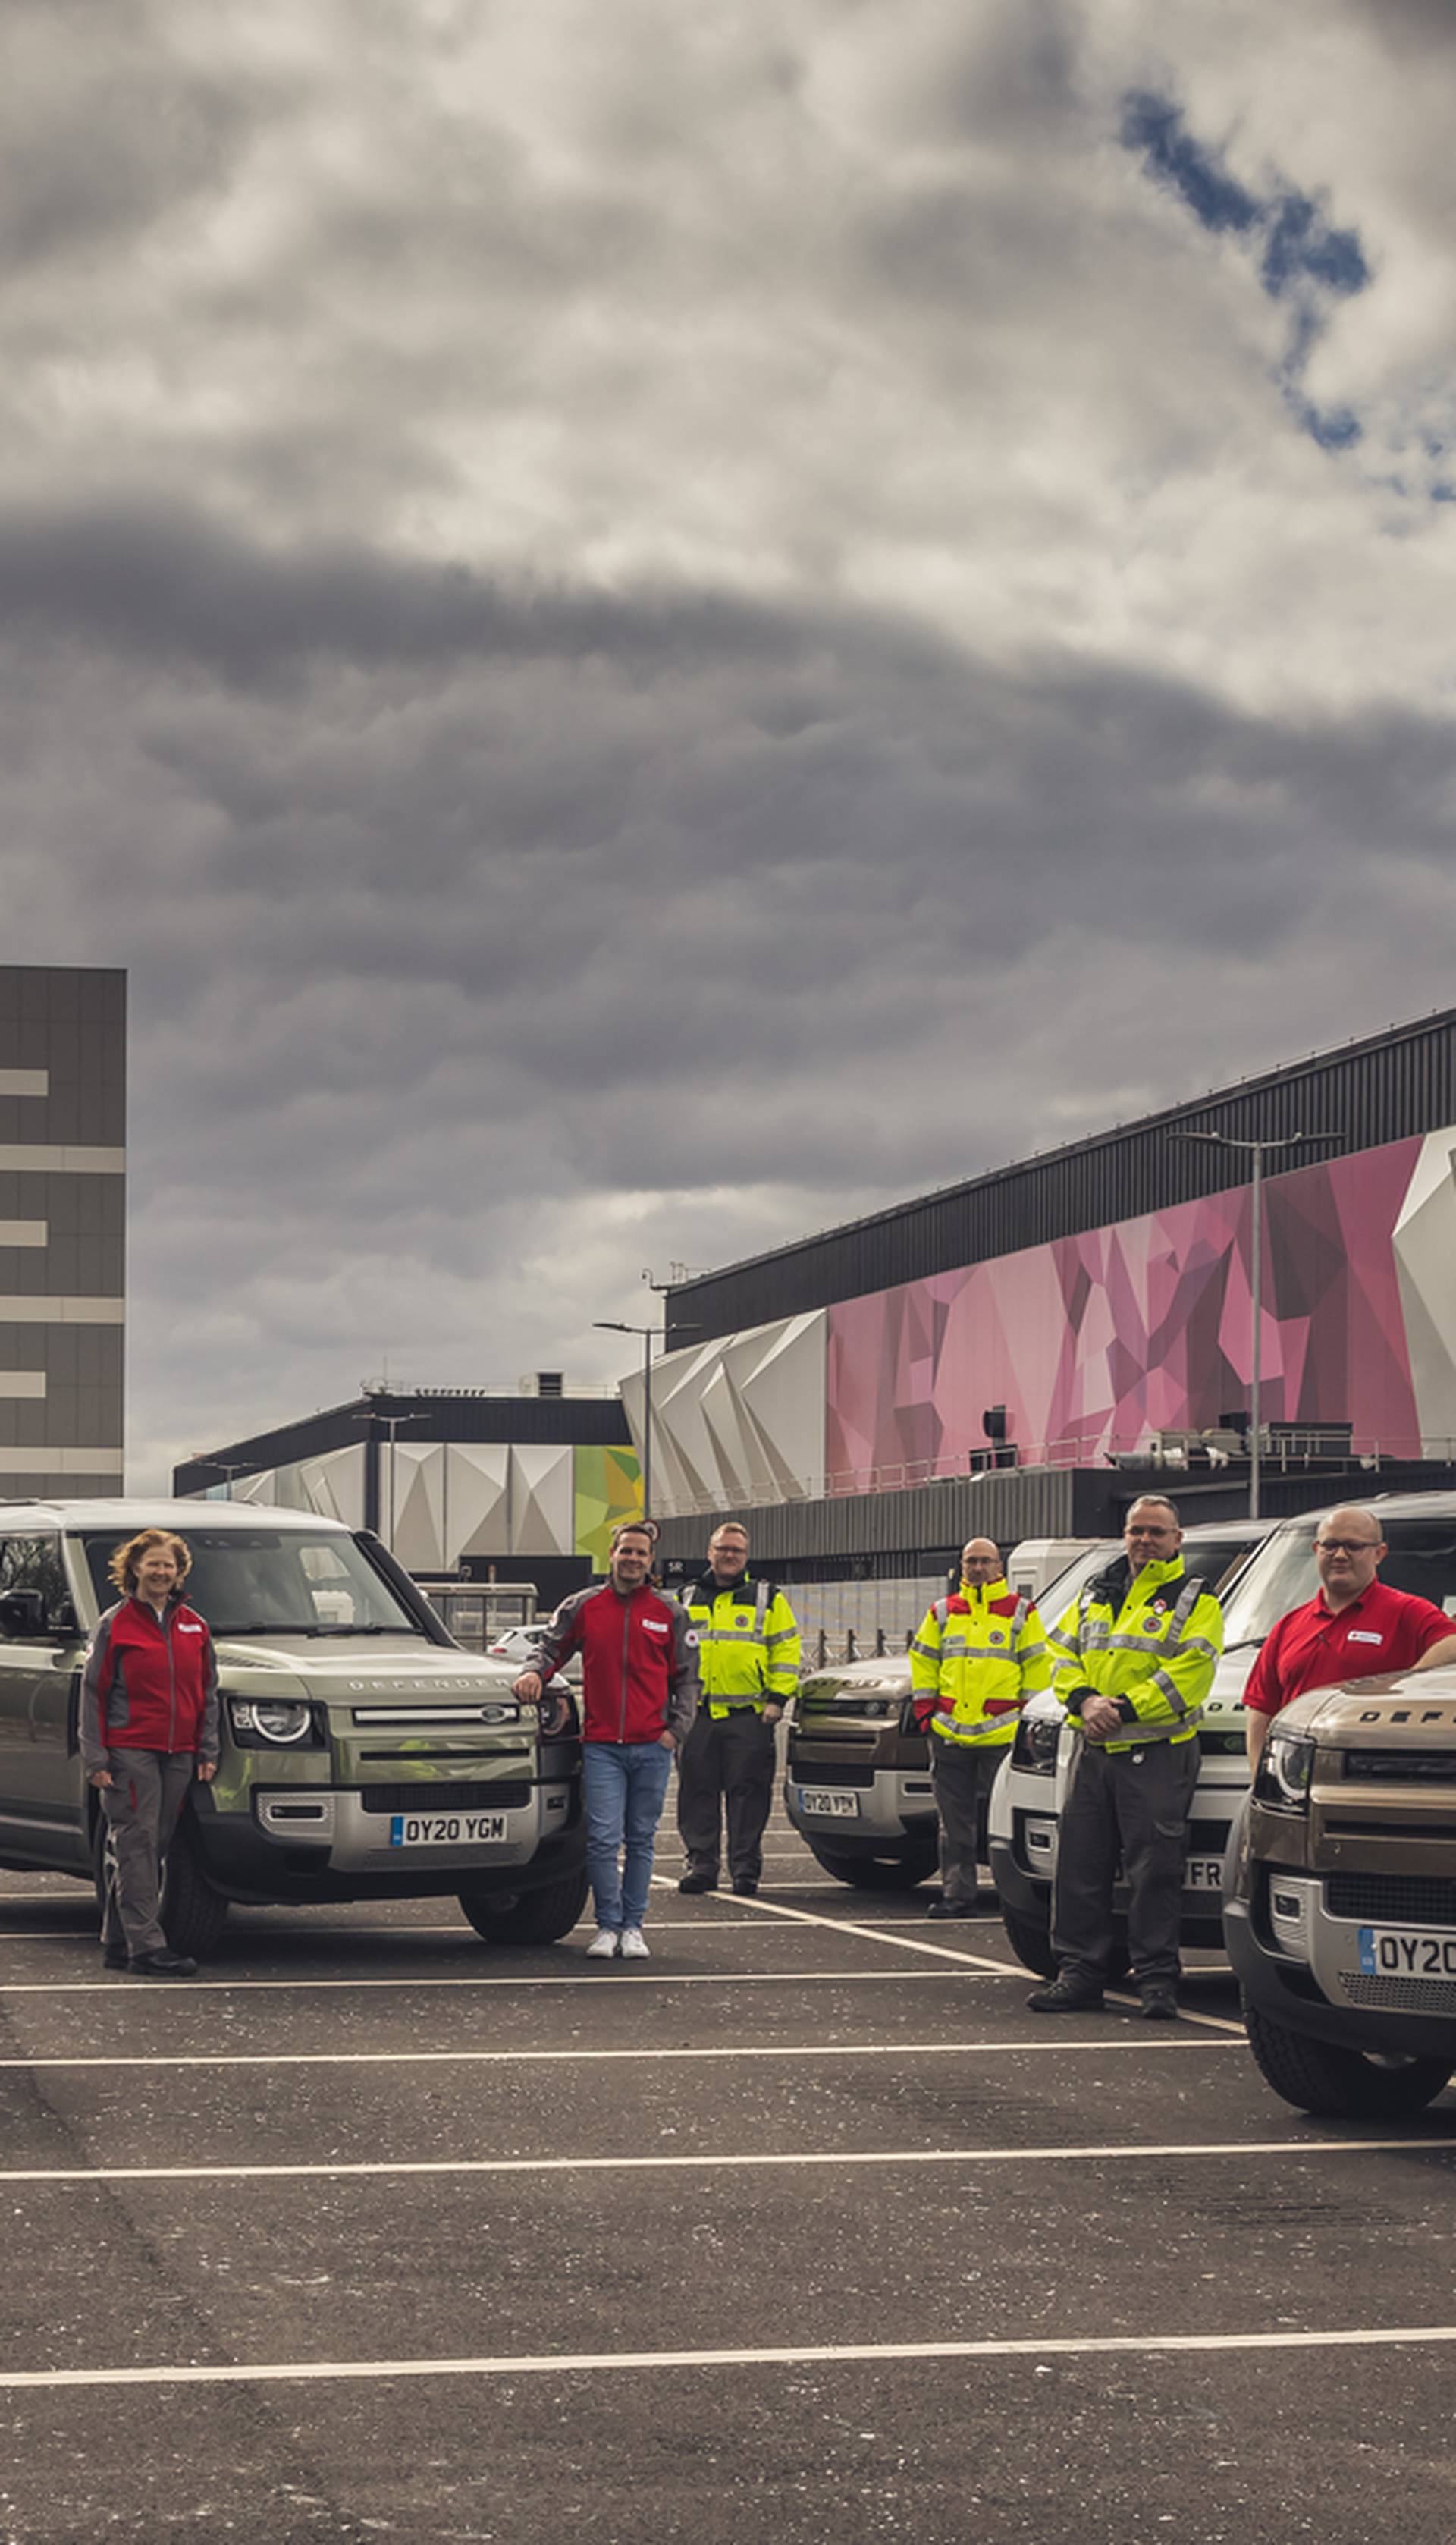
[2,1810,1454,2545]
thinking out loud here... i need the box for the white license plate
[389,1810,509,1846]
[1185,1857,1225,1891]
[1358,1924,1456,1978]
[797,1787,859,1818]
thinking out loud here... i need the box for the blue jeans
[582,1741,673,1931]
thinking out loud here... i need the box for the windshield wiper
[215,1621,328,1638]
[302,1623,413,1637]
[215,1619,413,1639]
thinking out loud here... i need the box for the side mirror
[0,1589,47,1638]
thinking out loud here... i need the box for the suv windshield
[1221,1514,1456,1649]
[79,1529,422,1639]
[1039,1527,1268,1632]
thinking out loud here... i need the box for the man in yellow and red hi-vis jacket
[910,1538,1050,1918]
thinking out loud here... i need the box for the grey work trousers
[929,1735,1000,1903]
[1051,1735,1199,1991]
[99,1749,196,1960]
[676,1707,777,1884]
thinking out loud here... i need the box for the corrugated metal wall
[667,1009,1456,1344]
[652,1466,1080,1570]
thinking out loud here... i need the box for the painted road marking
[654,1879,1247,2034]
[0,2036,1240,2072]
[0,1919,780,1943]
[5,2325,1456,2389]
[0,1965,1024,1996]
[2,2134,1449,2186]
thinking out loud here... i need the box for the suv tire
[998,1907,1130,1983]
[92,1806,230,1962]
[999,1906,1057,1978]
[1245,2005,1454,2119]
[808,1843,937,1892]
[457,1867,590,1945]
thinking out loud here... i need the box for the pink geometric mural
[826,1138,1428,1486]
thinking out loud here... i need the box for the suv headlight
[228,1696,322,1749]
[1011,1714,1061,1775]
[1256,1730,1314,1810]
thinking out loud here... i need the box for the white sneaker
[586,1928,620,1959]
[618,1926,651,1959]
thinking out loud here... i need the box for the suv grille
[1344,1750,1456,1783]
[794,1761,877,1789]
[360,1780,532,1815]
[1338,1973,1456,2016]
[1326,1873,1456,1928]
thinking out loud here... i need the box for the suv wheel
[458,1867,590,1944]
[1000,1907,1057,1978]
[1246,2006,1454,2119]
[998,1908,1130,1982]
[92,1807,230,1962]
[808,1843,937,1892]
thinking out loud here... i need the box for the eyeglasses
[1314,1538,1381,1556]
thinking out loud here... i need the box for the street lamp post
[594,1318,700,1525]
[595,1321,661,1521]
[1173,1127,1339,1518]
[353,1394,430,1552]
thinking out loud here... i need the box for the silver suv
[0,1500,588,1956]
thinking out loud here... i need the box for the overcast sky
[4,0,1454,1487]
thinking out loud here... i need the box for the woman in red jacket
[82,1528,220,1977]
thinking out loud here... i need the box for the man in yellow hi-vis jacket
[910,1538,1050,1918]
[1028,1495,1223,2022]
[676,1521,801,1896]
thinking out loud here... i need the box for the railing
[645,1434,1456,1520]
[809,1626,915,1670]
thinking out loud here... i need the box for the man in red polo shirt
[1243,1505,1456,1769]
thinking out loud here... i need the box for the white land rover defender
[988,1491,1456,1978]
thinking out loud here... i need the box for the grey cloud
[0,4,260,269]
[0,2,1451,1485]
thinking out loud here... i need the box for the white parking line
[5,2323,1456,2390]
[3,2132,1448,2185]
[0,2036,1240,2072]
[653,1882,1247,2034]
[0,1966,1020,1997]
[0,1920,773,1943]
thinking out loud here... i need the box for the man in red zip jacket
[514,1523,698,1961]
[81,1528,220,1978]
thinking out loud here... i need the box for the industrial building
[0,965,126,1497]
[174,1381,642,1617]
[639,1008,1456,1639]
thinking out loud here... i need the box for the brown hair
[108,1529,192,1598]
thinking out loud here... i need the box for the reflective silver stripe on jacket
[1087,1716,1197,1749]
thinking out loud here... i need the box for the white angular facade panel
[391,1444,445,1573]
[1392,1127,1456,1453]
[449,1445,512,1563]
[621,1312,827,1518]
[507,1443,575,1558]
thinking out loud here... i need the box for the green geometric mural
[574,1444,644,1572]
